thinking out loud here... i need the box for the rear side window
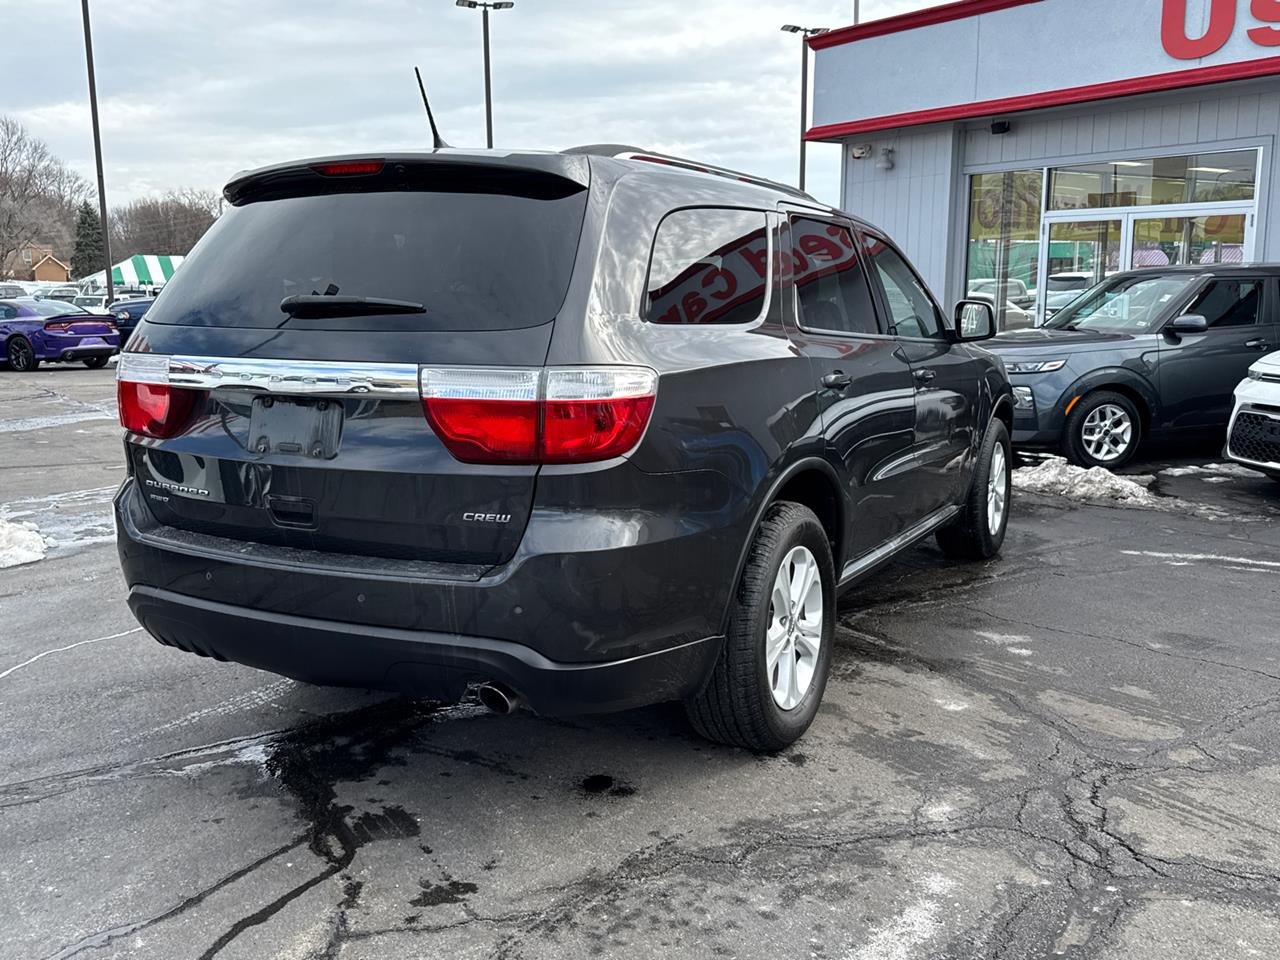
[646,208,769,325]
[1186,279,1264,328]
[790,218,880,336]
[143,182,588,332]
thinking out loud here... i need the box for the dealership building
[807,0,1280,328]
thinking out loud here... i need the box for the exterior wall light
[876,148,895,171]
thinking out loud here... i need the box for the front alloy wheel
[987,441,1009,532]
[1063,391,1143,469]
[1080,403,1133,463]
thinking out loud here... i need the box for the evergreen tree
[70,200,104,280]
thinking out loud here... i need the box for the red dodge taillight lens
[420,366,658,465]
[542,368,658,464]
[117,354,198,438]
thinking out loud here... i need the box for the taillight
[542,368,657,464]
[117,353,198,438]
[421,368,541,463]
[420,366,657,465]
[44,321,70,331]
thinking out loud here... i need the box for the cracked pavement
[2,366,1279,959]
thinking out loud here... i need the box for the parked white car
[1226,350,1280,482]
[71,294,114,315]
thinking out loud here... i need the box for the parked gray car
[988,266,1277,468]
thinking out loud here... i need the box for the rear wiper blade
[279,295,426,319]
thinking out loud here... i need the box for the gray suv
[114,147,1013,751]
[990,266,1277,468]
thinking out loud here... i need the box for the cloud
[6,0,929,207]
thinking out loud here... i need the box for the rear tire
[1062,391,1142,469]
[936,419,1012,561]
[6,336,39,372]
[83,356,109,369]
[686,502,835,752]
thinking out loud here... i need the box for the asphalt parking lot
[3,364,1279,960]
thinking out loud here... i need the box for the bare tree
[110,189,221,260]
[0,116,88,274]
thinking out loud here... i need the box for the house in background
[30,253,71,282]
[4,241,70,282]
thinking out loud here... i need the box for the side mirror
[1167,313,1208,335]
[954,299,996,341]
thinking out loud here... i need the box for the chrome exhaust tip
[476,681,520,715]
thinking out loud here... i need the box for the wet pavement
[2,365,1279,959]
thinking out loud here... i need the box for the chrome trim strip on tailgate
[122,354,421,399]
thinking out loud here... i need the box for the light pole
[80,0,112,302]
[781,25,828,192]
[456,0,514,149]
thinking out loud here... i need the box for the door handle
[1245,338,1271,350]
[821,371,853,389]
[913,368,937,385]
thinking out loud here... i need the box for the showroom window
[1048,150,1257,211]
[965,169,1044,332]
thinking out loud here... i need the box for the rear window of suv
[143,178,589,332]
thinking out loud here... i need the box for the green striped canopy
[81,254,184,287]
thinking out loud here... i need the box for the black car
[114,148,1013,751]
[989,266,1278,468]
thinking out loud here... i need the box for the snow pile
[0,519,47,568]
[1012,457,1161,507]
[1160,462,1263,480]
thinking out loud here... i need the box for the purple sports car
[1,299,120,372]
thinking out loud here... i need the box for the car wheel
[6,336,39,372]
[937,418,1012,561]
[1062,391,1142,469]
[686,501,835,752]
[83,356,109,369]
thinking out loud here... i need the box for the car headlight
[1248,368,1265,381]
[1005,359,1068,374]
[1012,386,1035,410]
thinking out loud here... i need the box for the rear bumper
[127,584,721,715]
[54,344,117,361]
[115,471,743,713]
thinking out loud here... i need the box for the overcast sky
[6,0,927,208]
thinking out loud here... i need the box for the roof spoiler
[223,153,592,206]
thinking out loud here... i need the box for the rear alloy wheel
[6,336,39,372]
[1063,391,1142,469]
[937,418,1012,561]
[686,501,835,752]
[83,356,109,369]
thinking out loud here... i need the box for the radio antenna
[414,66,451,149]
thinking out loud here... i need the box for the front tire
[83,356,109,369]
[936,418,1012,561]
[6,336,39,372]
[1062,391,1142,468]
[686,502,835,752]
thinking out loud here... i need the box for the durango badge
[145,478,210,498]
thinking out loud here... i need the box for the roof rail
[562,144,814,202]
